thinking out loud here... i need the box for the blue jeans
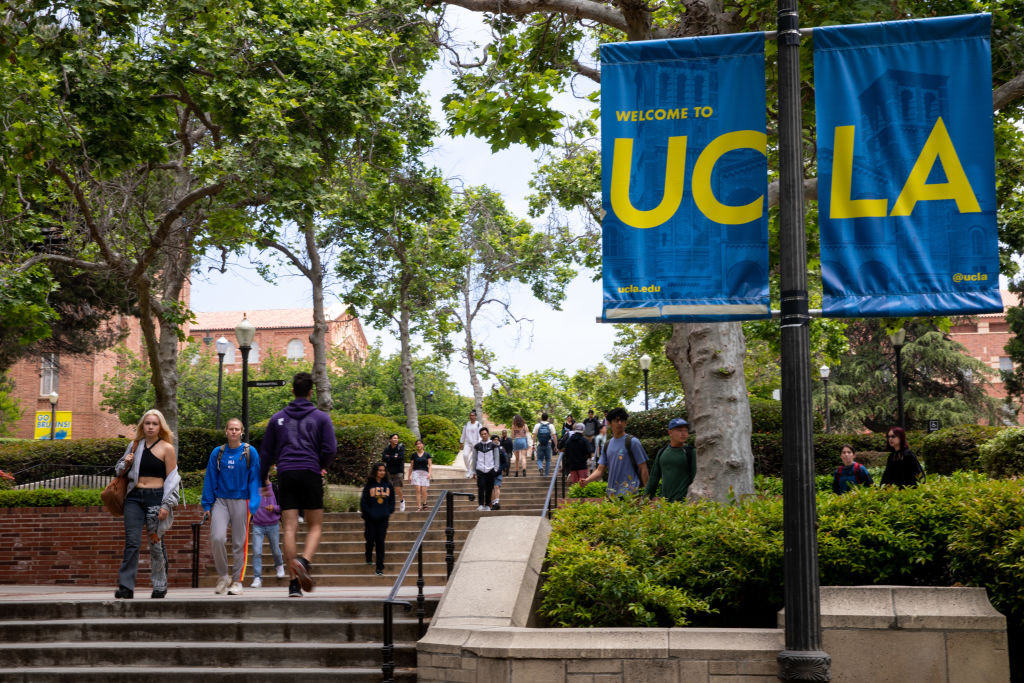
[118,487,168,591]
[536,443,552,477]
[252,523,283,579]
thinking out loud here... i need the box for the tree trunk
[304,222,333,412]
[461,277,484,417]
[665,321,753,503]
[398,280,420,437]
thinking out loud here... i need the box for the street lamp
[888,328,907,429]
[234,315,256,440]
[819,365,830,433]
[215,336,230,430]
[48,391,59,440]
[639,354,652,411]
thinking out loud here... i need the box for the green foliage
[567,480,607,498]
[330,425,391,487]
[324,490,360,513]
[977,428,1024,478]
[749,398,783,433]
[750,431,891,477]
[544,478,1024,633]
[0,439,128,479]
[623,407,686,439]
[0,488,102,507]
[483,368,589,427]
[177,428,231,473]
[0,373,22,437]
[919,424,1002,475]
[416,414,460,466]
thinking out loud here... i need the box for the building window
[224,344,237,364]
[40,353,59,395]
[249,342,260,364]
[286,339,305,360]
[999,357,1013,373]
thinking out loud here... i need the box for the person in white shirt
[459,410,483,479]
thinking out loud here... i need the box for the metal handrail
[541,452,566,519]
[381,488,474,683]
[192,511,211,588]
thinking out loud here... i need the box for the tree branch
[260,238,313,280]
[45,161,122,269]
[994,70,1024,112]
[439,0,639,37]
[131,180,227,280]
[16,252,111,273]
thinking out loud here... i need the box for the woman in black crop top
[114,409,178,600]
[406,440,432,511]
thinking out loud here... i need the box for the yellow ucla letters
[691,130,767,225]
[610,136,687,229]
[890,117,981,216]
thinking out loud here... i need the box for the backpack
[537,423,552,445]
[217,442,251,472]
[835,461,867,483]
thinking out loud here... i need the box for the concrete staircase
[0,472,555,682]
[198,473,554,591]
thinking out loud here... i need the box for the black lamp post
[819,365,830,433]
[215,336,230,430]
[48,391,59,440]
[776,1,830,679]
[639,353,652,411]
[235,315,256,441]
[888,328,906,429]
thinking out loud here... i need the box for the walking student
[114,409,180,600]
[459,410,483,478]
[361,462,394,576]
[470,426,502,510]
[644,418,696,502]
[260,372,337,597]
[582,407,648,497]
[510,414,530,477]
[407,439,432,511]
[202,417,261,596]
[382,433,407,512]
[488,434,510,510]
[563,422,593,484]
[532,412,558,478]
[250,481,286,587]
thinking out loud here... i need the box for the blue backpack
[537,423,552,445]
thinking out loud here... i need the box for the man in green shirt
[644,418,696,502]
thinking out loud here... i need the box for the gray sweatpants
[210,498,249,581]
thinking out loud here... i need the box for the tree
[449,186,575,415]
[335,161,464,437]
[428,0,1024,501]
[482,367,584,427]
[827,319,1001,432]
[2,0,431,435]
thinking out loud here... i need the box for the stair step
[0,666,416,682]
[0,598,424,620]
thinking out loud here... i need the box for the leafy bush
[567,480,607,498]
[919,424,1001,475]
[324,490,360,512]
[178,427,230,472]
[330,425,390,486]
[977,428,1024,478]
[180,470,207,489]
[0,486,205,508]
[331,414,416,448]
[748,398,783,433]
[544,477,1024,637]
[622,407,686,439]
[751,431,894,477]
[417,414,460,466]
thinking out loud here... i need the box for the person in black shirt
[406,439,433,511]
[381,434,406,512]
[360,462,394,575]
[880,426,923,488]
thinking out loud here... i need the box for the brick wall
[0,504,211,587]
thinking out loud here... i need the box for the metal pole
[445,492,455,577]
[216,353,225,430]
[382,601,395,683]
[191,521,202,588]
[776,1,830,680]
[643,369,649,411]
[240,345,251,440]
[49,402,56,440]
[823,378,830,434]
[416,545,425,636]
[895,344,904,429]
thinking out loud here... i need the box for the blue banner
[815,14,1002,317]
[600,33,770,322]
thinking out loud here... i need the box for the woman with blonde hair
[114,409,180,599]
[510,415,530,477]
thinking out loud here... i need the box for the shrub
[567,481,607,498]
[623,407,686,439]
[324,490,360,513]
[919,424,1001,475]
[417,414,460,466]
[544,477,1024,638]
[751,432,892,477]
[330,425,390,486]
[976,428,1024,478]
[331,414,416,448]
[180,470,206,489]
[178,427,229,472]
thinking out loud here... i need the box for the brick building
[6,304,368,440]
[948,289,1019,402]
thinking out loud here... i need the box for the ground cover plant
[542,475,1024,679]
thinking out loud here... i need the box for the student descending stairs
[0,474,555,681]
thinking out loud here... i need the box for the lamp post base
[777,649,831,682]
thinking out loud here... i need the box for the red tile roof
[192,305,353,331]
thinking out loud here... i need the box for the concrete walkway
[0,583,445,602]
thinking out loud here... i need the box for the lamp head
[48,391,59,405]
[234,315,256,348]
[215,336,231,356]
[819,364,830,380]
[639,353,652,371]
[888,328,907,348]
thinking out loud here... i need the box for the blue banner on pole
[600,33,770,322]
[815,14,1002,317]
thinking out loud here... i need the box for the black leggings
[364,518,388,571]
[476,469,497,507]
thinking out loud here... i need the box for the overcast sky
[189,9,619,396]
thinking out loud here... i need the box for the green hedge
[977,428,1024,478]
[0,487,205,508]
[919,424,1001,475]
[417,414,459,466]
[543,476,1024,652]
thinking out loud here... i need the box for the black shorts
[278,469,324,511]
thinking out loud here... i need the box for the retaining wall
[417,515,1010,683]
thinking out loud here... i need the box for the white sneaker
[228,581,244,595]
[214,575,230,595]
[275,565,286,579]
[250,577,262,588]
[400,500,406,512]
[477,505,486,511]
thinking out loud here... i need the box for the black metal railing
[11,463,116,490]
[381,489,474,683]
[192,511,211,588]
[541,452,566,519]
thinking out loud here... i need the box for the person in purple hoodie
[259,372,337,598]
